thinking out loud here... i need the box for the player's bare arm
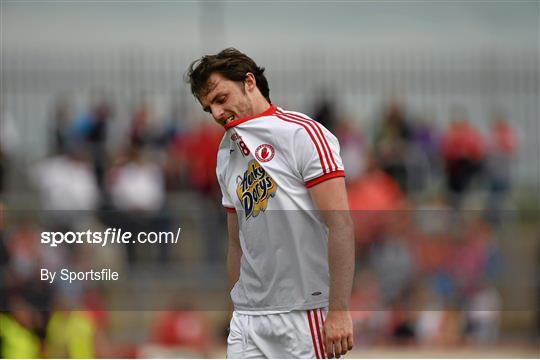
[309,177,355,358]
[226,212,242,292]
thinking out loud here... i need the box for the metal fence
[2,48,538,186]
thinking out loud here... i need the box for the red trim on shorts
[224,105,277,130]
[305,170,345,188]
[307,310,321,359]
[319,309,327,356]
[224,206,236,213]
[275,114,327,174]
[277,110,338,172]
[313,310,326,358]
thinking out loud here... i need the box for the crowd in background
[0,91,529,357]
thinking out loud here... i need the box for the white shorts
[227,308,328,359]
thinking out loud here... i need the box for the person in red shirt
[440,110,486,208]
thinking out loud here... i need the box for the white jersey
[216,105,345,313]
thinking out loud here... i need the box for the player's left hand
[323,310,353,358]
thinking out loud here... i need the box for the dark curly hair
[185,48,271,103]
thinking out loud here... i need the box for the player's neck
[251,98,272,117]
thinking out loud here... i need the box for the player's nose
[211,106,225,122]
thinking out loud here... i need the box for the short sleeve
[294,121,345,188]
[217,171,235,212]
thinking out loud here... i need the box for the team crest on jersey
[255,144,275,162]
[236,160,277,219]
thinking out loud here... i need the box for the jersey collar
[224,105,277,130]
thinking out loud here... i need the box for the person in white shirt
[185,48,354,358]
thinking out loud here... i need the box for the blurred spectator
[107,145,168,263]
[389,307,416,345]
[4,219,54,349]
[46,290,114,358]
[335,116,367,183]
[181,121,227,263]
[452,219,492,295]
[0,105,20,193]
[0,202,8,311]
[130,100,152,147]
[109,146,165,212]
[348,155,405,247]
[374,96,414,193]
[46,310,98,358]
[30,148,99,212]
[5,219,56,325]
[412,111,439,163]
[164,135,188,191]
[537,242,540,338]
[129,100,168,149]
[164,99,190,142]
[50,97,73,155]
[485,112,518,224]
[72,95,114,192]
[348,154,404,211]
[151,310,213,357]
[416,310,445,346]
[464,284,501,345]
[408,111,441,197]
[0,296,42,358]
[180,121,223,195]
[312,90,338,132]
[440,108,486,208]
[6,220,42,284]
[370,237,415,305]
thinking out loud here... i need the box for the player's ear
[244,72,256,92]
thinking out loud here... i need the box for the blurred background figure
[49,97,73,156]
[30,147,99,212]
[485,111,518,225]
[312,89,338,132]
[408,110,442,199]
[29,146,100,233]
[440,108,486,209]
[129,99,168,149]
[0,295,42,358]
[107,144,169,263]
[0,102,20,194]
[108,145,164,214]
[72,94,114,193]
[335,115,367,184]
[373,95,414,194]
[148,308,214,358]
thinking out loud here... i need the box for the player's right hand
[323,310,354,358]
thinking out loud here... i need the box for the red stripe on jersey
[275,113,327,174]
[278,110,339,172]
[224,207,236,213]
[305,170,345,188]
[276,110,332,173]
[281,110,339,172]
[307,310,321,359]
[313,309,326,358]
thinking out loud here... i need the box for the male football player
[186,48,354,358]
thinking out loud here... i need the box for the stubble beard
[237,91,254,119]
